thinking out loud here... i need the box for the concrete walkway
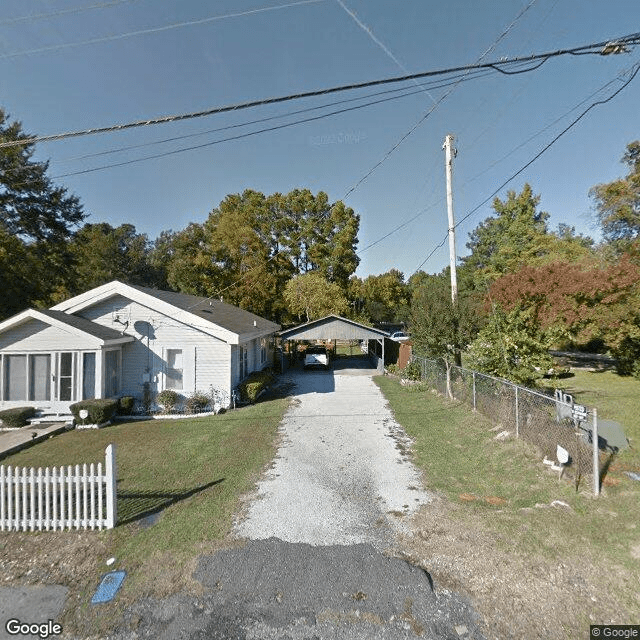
[0,423,68,460]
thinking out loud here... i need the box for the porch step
[28,414,74,425]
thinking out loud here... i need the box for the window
[166,349,183,390]
[4,355,27,401]
[239,346,248,380]
[59,352,74,401]
[104,350,120,398]
[260,338,267,364]
[29,354,51,401]
[82,353,96,400]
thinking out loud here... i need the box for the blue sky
[1,0,639,280]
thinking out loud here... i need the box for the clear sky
[1,0,639,280]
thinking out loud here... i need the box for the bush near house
[117,396,135,415]
[0,406,37,429]
[239,371,274,403]
[155,389,181,413]
[184,392,210,414]
[69,399,119,426]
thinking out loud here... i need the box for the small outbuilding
[278,315,390,371]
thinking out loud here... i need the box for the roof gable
[51,281,279,344]
[0,308,134,345]
[279,315,388,340]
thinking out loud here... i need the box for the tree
[488,257,640,375]
[0,109,86,318]
[590,141,640,252]
[68,223,159,293]
[461,183,593,290]
[466,304,555,387]
[283,271,349,322]
[361,269,409,323]
[410,273,479,397]
[0,109,85,243]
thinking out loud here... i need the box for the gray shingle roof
[37,309,132,342]
[126,284,280,335]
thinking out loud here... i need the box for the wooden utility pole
[443,133,458,303]
[443,134,461,366]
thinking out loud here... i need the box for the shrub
[0,406,37,429]
[386,363,400,375]
[117,396,135,415]
[404,361,423,381]
[238,370,274,403]
[156,389,180,412]
[69,399,118,425]
[184,392,210,414]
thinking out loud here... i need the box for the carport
[278,315,389,372]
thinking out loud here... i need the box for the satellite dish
[556,444,570,465]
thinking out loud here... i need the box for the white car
[304,346,330,369]
[390,331,410,342]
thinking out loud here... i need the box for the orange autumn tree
[488,256,640,375]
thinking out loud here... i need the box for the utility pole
[443,133,461,366]
[443,133,458,304]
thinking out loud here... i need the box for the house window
[59,352,75,401]
[239,346,248,380]
[29,354,51,401]
[166,349,183,390]
[104,350,120,398]
[260,338,267,364]
[4,355,27,401]
[83,353,96,400]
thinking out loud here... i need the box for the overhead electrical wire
[2,31,638,150]
[0,0,328,59]
[0,0,142,25]
[410,60,640,276]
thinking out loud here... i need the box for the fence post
[105,444,117,529]
[515,385,519,438]
[593,408,600,497]
[472,372,476,410]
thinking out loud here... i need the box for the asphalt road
[109,363,486,640]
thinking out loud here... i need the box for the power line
[0,0,143,25]
[2,31,638,150]
[0,0,327,59]
[0,68,499,187]
[410,60,640,277]
[340,0,543,200]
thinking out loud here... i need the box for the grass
[0,396,290,634]
[538,368,640,471]
[374,375,640,616]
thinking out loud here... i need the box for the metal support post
[593,408,600,496]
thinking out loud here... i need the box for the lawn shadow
[117,478,224,526]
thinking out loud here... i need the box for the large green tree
[590,141,640,254]
[461,183,593,290]
[0,109,86,318]
[68,223,160,293]
[284,271,349,322]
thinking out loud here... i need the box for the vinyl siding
[0,318,100,351]
[77,294,232,399]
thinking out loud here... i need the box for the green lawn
[1,397,289,633]
[374,375,640,614]
[538,368,640,471]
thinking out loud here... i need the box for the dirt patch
[394,495,638,640]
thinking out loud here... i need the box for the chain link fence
[410,355,601,495]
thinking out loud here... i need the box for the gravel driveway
[234,362,432,548]
[109,361,486,639]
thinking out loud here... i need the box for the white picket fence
[0,444,117,532]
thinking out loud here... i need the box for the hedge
[69,399,119,425]
[117,396,135,415]
[238,370,274,403]
[0,406,37,429]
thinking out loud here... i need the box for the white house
[0,281,280,414]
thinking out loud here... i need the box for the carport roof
[279,315,388,341]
